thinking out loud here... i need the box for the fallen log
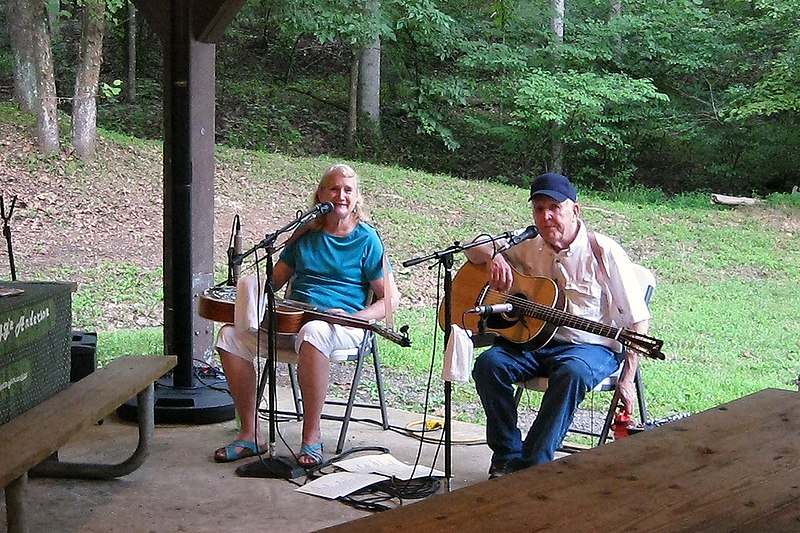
[711,193,764,206]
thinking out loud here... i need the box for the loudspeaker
[70,330,97,382]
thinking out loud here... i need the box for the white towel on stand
[442,325,474,383]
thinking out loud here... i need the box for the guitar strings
[481,288,620,337]
[481,288,663,359]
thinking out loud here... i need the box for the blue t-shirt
[279,222,390,314]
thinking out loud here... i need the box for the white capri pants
[217,320,366,363]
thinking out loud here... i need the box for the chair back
[632,263,656,308]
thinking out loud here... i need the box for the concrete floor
[1,386,495,533]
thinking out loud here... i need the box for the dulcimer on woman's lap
[198,286,410,347]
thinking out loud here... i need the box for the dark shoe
[488,464,515,480]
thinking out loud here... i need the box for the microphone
[466,303,514,316]
[232,217,242,282]
[297,202,334,225]
[495,225,538,254]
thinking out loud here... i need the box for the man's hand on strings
[487,255,514,292]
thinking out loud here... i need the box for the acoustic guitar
[438,261,664,360]
[199,286,411,347]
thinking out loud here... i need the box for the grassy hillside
[2,102,799,422]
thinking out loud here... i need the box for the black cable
[336,476,441,512]
[303,445,391,477]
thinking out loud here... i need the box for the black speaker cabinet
[70,330,97,382]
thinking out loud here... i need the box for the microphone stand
[225,215,242,286]
[402,231,512,492]
[232,212,318,479]
[1,195,17,280]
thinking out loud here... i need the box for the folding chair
[510,263,655,447]
[280,330,389,454]
[271,284,390,454]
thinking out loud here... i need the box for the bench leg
[5,473,29,533]
[29,384,155,480]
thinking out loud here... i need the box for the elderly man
[464,172,650,478]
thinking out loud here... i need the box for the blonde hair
[307,164,369,230]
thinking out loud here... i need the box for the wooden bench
[1,355,177,533]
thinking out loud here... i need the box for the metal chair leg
[370,338,389,430]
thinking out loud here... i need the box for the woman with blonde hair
[214,163,399,467]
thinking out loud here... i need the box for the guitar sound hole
[485,311,519,330]
[484,294,526,330]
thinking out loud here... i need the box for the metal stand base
[117,376,235,425]
[235,456,305,479]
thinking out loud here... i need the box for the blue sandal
[214,440,265,463]
[298,442,324,468]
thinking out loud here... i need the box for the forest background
[3,0,800,194]
[1,0,799,424]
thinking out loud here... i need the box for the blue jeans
[472,339,620,469]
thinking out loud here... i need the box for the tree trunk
[550,0,565,173]
[346,52,359,152]
[6,0,38,113]
[609,0,622,58]
[72,0,106,162]
[358,36,381,133]
[550,0,564,45]
[30,0,59,154]
[46,0,59,40]
[357,0,381,139]
[126,1,137,103]
[609,0,622,18]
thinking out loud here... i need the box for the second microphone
[466,303,514,316]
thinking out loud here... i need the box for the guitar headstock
[622,330,666,360]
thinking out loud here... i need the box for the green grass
[37,262,163,329]
[96,328,164,365]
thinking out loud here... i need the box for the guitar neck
[303,309,410,347]
[512,297,663,359]
[444,262,664,359]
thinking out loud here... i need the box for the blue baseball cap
[529,172,577,202]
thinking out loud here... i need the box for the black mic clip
[495,225,539,255]
[297,202,334,225]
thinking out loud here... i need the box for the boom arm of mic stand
[401,233,503,269]
[231,230,280,268]
[233,206,318,268]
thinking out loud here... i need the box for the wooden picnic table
[323,388,800,532]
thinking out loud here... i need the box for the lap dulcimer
[199,286,411,347]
